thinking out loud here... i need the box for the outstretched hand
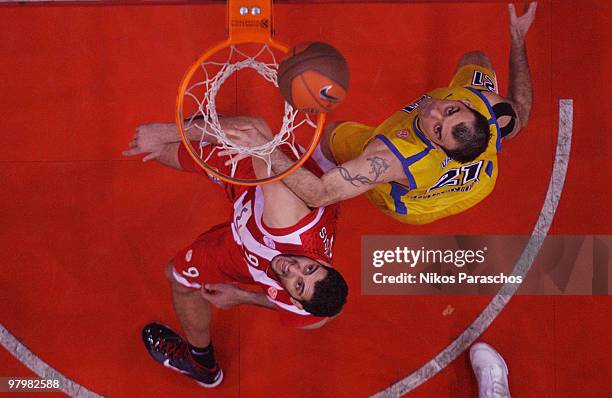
[200,283,247,309]
[509,2,537,43]
[122,123,179,161]
[218,117,275,165]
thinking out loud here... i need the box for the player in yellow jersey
[224,3,537,224]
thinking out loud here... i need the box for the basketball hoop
[176,0,326,186]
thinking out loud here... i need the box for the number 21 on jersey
[429,160,484,191]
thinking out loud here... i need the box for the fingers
[509,1,537,20]
[224,153,249,166]
[231,122,257,130]
[122,147,145,157]
[204,283,237,291]
[124,135,139,153]
[508,3,516,20]
[201,284,219,298]
[224,127,256,137]
[217,149,239,157]
[204,283,220,291]
[225,126,265,139]
[122,146,157,161]
[224,127,240,136]
[526,1,537,14]
[216,149,249,166]
[142,153,158,162]
[526,2,537,20]
[200,289,215,302]
[224,128,249,143]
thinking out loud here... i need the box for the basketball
[277,42,349,114]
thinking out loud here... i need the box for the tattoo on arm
[336,156,390,187]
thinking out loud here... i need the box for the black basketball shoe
[142,322,223,388]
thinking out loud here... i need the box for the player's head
[270,254,348,317]
[418,98,490,163]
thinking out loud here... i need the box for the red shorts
[169,223,253,289]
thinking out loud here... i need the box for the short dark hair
[301,265,348,317]
[442,107,491,163]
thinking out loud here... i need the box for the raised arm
[269,141,404,207]
[504,2,537,139]
[222,121,406,208]
[122,116,265,169]
[122,123,184,169]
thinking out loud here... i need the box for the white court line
[371,99,574,398]
[0,324,104,397]
[1,100,573,398]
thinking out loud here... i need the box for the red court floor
[1,1,610,397]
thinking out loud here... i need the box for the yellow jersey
[329,65,502,224]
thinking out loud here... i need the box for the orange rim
[175,0,327,186]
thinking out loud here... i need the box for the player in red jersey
[123,117,348,388]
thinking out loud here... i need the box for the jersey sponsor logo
[402,95,430,113]
[231,197,269,268]
[319,226,334,259]
[267,286,278,299]
[319,85,340,102]
[185,249,193,262]
[471,70,496,92]
[412,184,474,200]
[233,201,253,234]
[441,157,452,168]
[396,129,409,138]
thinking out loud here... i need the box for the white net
[181,44,316,178]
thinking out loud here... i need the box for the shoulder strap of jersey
[375,133,433,190]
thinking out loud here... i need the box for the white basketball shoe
[470,342,512,398]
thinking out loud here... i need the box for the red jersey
[173,142,338,327]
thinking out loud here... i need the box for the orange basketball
[277,42,349,114]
